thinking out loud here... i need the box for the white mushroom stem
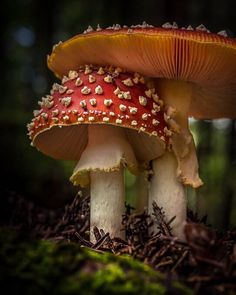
[90,168,125,242]
[70,124,138,242]
[148,152,186,240]
[149,79,203,239]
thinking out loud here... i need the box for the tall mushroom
[45,23,236,239]
[27,65,170,241]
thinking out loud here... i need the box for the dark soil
[1,190,236,294]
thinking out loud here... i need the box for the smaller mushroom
[28,65,169,241]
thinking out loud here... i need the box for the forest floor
[0,190,236,294]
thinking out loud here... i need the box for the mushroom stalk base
[90,168,125,242]
[71,125,138,242]
[148,152,186,240]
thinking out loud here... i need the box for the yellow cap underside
[47,31,236,119]
[48,33,236,80]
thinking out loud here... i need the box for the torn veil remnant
[29,22,236,240]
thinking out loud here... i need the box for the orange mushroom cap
[48,23,236,119]
[27,65,169,162]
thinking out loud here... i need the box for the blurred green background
[1,0,236,229]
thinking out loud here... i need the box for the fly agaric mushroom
[45,22,236,239]
[27,65,170,241]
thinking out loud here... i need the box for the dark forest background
[1,0,236,230]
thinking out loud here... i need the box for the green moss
[0,228,192,295]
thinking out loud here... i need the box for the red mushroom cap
[27,65,171,162]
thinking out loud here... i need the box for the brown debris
[152,201,175,236]
[3,191,236,294]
